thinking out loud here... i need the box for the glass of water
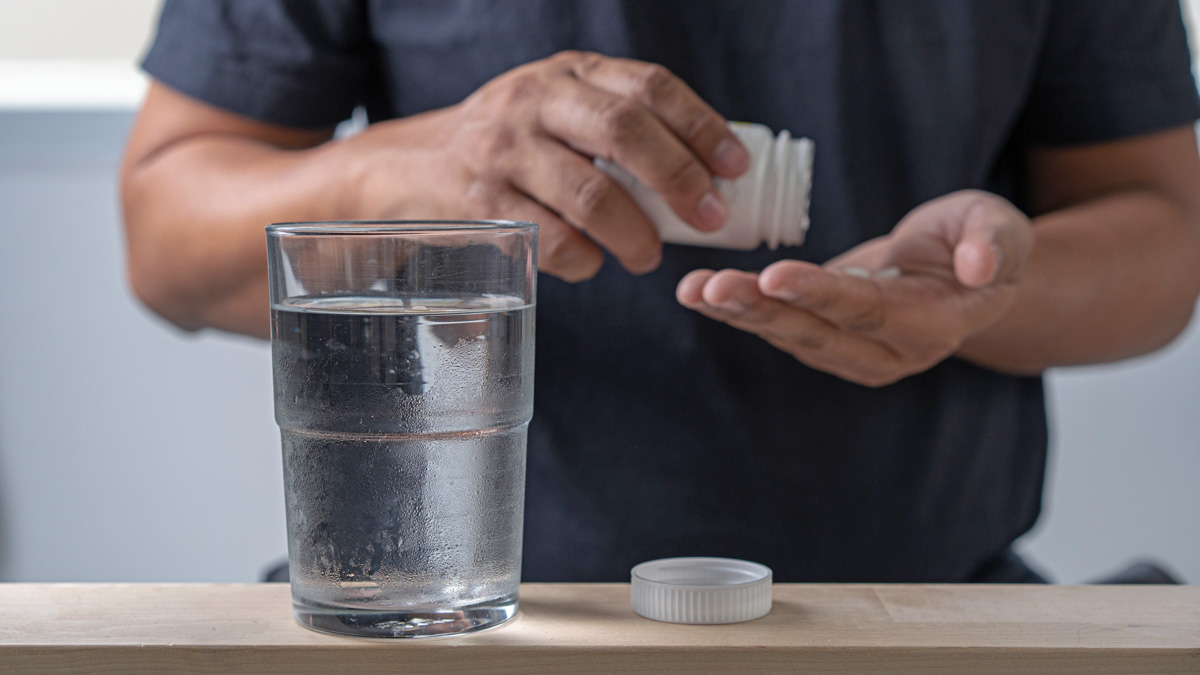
[266,221,536,638]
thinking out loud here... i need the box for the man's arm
[677,125,1200,385]
[121,83,343,337]
[957,125,1200,373]
[122,52,750,337]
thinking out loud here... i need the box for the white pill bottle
[596,121,814,251]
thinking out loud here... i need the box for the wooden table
[0,583,1196,673]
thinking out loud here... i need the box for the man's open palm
[677,190,1035,386]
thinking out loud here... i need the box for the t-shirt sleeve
[1021,0,1200,145]
[141,0,373,129]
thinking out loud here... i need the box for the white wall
[0,0,159,60]
[1018,0,1200,585]
[0,113,287,581]
[1019,340,1200,583]
[0,1,1196,584]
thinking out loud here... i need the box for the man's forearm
[123,136,352,337]
[957,190,1200,374]
[122,96,461,338]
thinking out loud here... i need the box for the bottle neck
[757,132,814,250]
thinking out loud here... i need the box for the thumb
[952,197,1032,288]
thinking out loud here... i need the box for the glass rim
[266,219,538,236]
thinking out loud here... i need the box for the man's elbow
[121,180,206,333]
[125,243,206,333]
[1154,201,1200,349]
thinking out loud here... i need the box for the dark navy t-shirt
[144,1,1199,582]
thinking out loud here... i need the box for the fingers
[567,54,750,178]
[508,137,661,274]
[953,196,1034,288]
[452,52,755,279]
[539,72,727,231]
[759,260,887,332]
[679,269,839,347]
[953,238,1000,288]
[462,181,603,282]
[885,191,1033,289]
[675,268,715,305]
[673,190,1036,387]
[677,269,906,386]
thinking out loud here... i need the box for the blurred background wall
[0,1,1197,583]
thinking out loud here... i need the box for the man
[122,1,1200,582]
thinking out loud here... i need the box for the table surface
[0,583,1196,673]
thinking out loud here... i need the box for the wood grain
[0,583,1196,673]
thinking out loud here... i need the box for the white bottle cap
[630,557,772,624]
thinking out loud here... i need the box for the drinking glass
[267,221,536,637]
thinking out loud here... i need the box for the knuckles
[550,49,589,65]
[500,72,547,106]
[540,229,601,282]
[595,98,648,145]
[461,179,513,218]
[660,156,709,197]
[557,49,602,73]
[678,108,719,146]
[462,67,547,120]
[631,63,675,104]
[466,124,520,166]
[572,173,618,220]
[538,229,578,270]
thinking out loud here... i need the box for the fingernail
[841,266,871,278]
[772,284,802,302]
[697,191,726,230]
[991,243,1005,279]
[714,296,746,313]
[874,266,901,279]
[715,138,750,175]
